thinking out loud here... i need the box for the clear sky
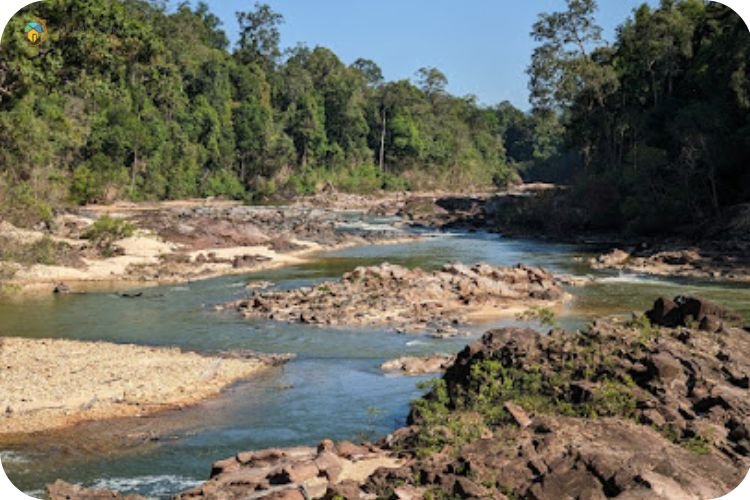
[194,0,656,110]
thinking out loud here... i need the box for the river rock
[174,440,402,499]
[47,480,146,500]
[368,304,750,499]
[232,262,567,335]
[646,295,742,331]
[380,354,456,375]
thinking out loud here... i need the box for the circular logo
[23,18,47,46]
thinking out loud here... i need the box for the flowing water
[1,226,749,498]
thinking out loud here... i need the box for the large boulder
[646,295,742,331]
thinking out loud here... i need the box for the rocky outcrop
[137,205,415,252]
[47,479,146,500]
[590,248,631,268]
[231,262,567,335]
[175,439,403,500]
[380,354,456,376]
[589,245,750,282]
[371,298,750,499]
[367,416,744,500]
[646,295,743,332]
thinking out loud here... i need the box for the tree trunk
[379,108,387,173]
[130,150,138,195]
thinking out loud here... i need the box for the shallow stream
[1,226,749,498]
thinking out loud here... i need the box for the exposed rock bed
[136,205,414,251]
[380,354,456,376]
[590,245,750,283]
[646,295,743,332]
[371,188,750,283]
[3,202,418,294]
[176,439,403,500]
[368,297,749,499]
[230,262,567,334]
[47,480,146,500]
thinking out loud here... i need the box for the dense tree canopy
[0,0,518,225]
[528,0,750,234]
[2,0,747,236]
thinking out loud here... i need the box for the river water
[1,227,749,498]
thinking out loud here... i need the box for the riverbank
[51,295,750,499]
[371,188,750,283]
[0,337,290,437]
[0,200,419,297]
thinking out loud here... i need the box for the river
[1,226,749,498]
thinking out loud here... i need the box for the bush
[0,236,76,266]
[83,216,135,242]
[0,182,54,228]
[335,164,382,193]
[202,169,245,199]
[382,172,411,191]
[627,314,659,345]
[517,306,558,327]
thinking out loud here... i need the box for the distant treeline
[527,0,750,234]
[0,0,530,225]
[1,0,748,236]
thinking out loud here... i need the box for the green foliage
[0,0,520,215]
[527,0,750,233]
[0,182,54,227]
[409,337,641,456]
[203,169,245,199]
[83,216,135,243]
[0,236,75,266]
[662,424,712,455]
[517,306,558,327]
[682,433,711,455]
[627,314,659,345]
[589,379,637,419]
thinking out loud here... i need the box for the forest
[527,0,750,234]
[0,0,749,236]
[0,0,522,226]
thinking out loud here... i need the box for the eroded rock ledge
[380,355,456,376]
[230,262,567,335]
[590,246,750,283]
[175,439,403,500]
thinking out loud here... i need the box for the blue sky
[194,1,655,110]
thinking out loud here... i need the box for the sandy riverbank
[0,337,287,436]
[1,201,421,297]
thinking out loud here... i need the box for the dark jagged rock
[646,295,743,331]
[383,299,749,499]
